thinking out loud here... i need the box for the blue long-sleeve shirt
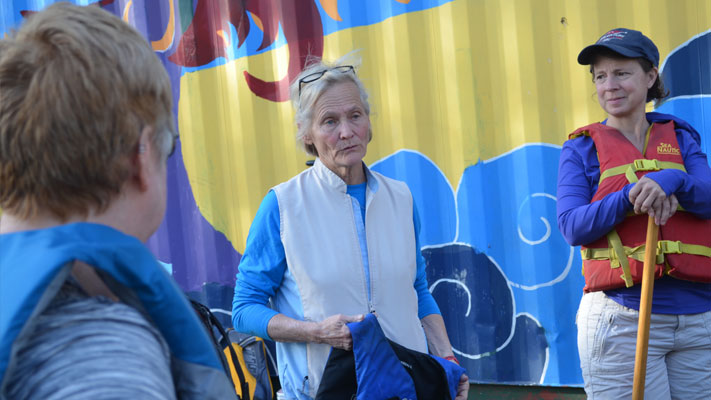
[557,113,711,314]
[232,185,441,341]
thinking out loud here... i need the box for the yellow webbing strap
[658,240,711,257]
[599,159,687,185]
[582,245,665,263]
[607,230,634,287]
[625,167,639,184]
[599,165,631,182]
[642,124,653,155]
[581,239,711,286]
[569,130,590,140]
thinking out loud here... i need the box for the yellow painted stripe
[178,0,711,250]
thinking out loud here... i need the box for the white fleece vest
[272,159,427,395]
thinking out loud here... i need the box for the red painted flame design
[20,0,323,103]
[168,0,324,102]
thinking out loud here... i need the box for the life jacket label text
[657,142,681,155]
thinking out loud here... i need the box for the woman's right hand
[314,314,364,350]
[656,194,679,226]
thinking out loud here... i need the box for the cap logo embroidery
[598,30,627,43]
[657,142,681,155]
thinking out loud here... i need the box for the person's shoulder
[5,293,173,399]
[273,166,313,190]
[562,129,594,151]
[560,127,601,169]
[369,169,409,192]
[563,134,591,147]
[367,171,414,208]
[674,126,703,154]
[368,169,395,183]
[567,122,605,140]
[46,289,162,335]
[562,123,604,157]
[648,112,702,146]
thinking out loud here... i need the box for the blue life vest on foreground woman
[0,223,234,399]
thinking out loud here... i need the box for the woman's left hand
[455,373,469,400]
[629,177,671,224]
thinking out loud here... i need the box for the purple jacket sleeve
[556,137,634,246]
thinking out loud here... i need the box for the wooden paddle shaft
[632,216,660,400]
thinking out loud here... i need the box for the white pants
[577,291,711,399]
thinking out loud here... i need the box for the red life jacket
[569,121,711,292]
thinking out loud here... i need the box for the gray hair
[289,54,371,156]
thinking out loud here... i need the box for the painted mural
[2,0,710,388]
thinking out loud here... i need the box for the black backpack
[190,299,276,400]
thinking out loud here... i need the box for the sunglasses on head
[298,65,355,98]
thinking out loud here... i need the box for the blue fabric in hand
[347,313,418,400]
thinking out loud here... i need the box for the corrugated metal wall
[2,0,710,387]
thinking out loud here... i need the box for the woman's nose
[601,76,620,91]
[339,122,354,139]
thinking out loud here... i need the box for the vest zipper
[354,191,372,315]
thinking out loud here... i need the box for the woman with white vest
[232,56,469,400]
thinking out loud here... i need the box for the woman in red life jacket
[557,28,711,399]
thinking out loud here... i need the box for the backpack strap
[189,299,250,399]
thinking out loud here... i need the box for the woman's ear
[299,122,313,145]
[647,67,659,89]
[132,126,155,192]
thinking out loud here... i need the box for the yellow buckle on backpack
[632,159,660,171]
[658,240,682,254]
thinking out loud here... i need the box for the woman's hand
[657,194,679,226]
[455,373,469,400]
[629,177,677,225]
[315,314,364,350]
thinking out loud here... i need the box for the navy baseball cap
[578,28,659,67]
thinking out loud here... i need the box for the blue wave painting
[371,146,585,385]
[658,30,711,157]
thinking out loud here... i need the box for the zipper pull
[368,301,376,314]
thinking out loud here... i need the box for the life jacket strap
[568,130,590,140]
[658,240,711,257]
[581,245,665,263]
[599,159,686,185]
[582,239,711,287]
[607,230,635,288]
